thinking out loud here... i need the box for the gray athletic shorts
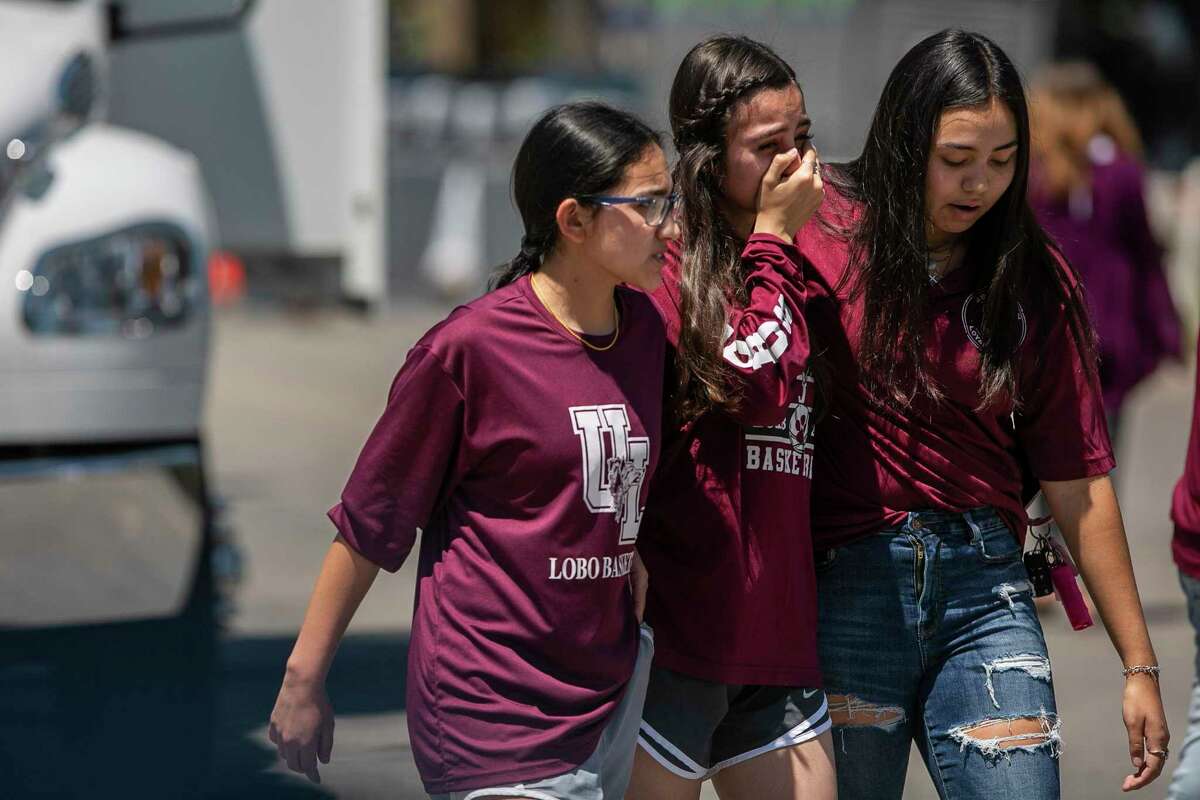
[636,665,830,781]
[429,624,654,800]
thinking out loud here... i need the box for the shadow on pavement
[0,630,410,799]
[215,631,412,798]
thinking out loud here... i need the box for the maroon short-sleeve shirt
[796,185,1114,547]
[329,276,664,793]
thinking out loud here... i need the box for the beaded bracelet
[1123,665,1161,679]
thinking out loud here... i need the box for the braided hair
[669,35,799,422]
[491,102,661,289]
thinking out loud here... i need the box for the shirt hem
[652,646,822,688]
[813,511,907,550]
[815,503,1038,550]
[1173,527,1200,581]
[1031,453,1116,482]
[327,503,406,573]
[420,757,583,795]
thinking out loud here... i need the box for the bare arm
[268,534,381,784]
[1040,475,1169,792]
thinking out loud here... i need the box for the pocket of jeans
[975,526,1022,563]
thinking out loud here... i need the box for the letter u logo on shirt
[569,405,650,544]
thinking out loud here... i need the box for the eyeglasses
[577,193,680,227]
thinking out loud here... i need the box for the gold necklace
[530,272,620,352]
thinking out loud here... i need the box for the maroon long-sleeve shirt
[638,234,822,688]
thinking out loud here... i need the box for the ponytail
[491,234,550,290]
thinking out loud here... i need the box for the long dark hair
[669,35,800,422]
[825,29,1095,409]
[492,102,662,289]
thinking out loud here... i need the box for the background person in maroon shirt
[628,36,834,800]
[1028,62,1182,443]
[797,29,1168,799]
[266,102,680,799]
[1167,329,1200,800]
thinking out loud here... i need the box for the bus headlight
[18,223,199,337]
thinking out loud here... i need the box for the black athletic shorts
[636,664,830,780]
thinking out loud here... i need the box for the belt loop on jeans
[963,508,985,545]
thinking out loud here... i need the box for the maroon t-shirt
[328,276,664,793]
[1172,329,1200,578]
[638,234,822,687]
[796,185,1114,548]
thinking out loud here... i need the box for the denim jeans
[816,508,1060,799]
[1167,571,1200,800]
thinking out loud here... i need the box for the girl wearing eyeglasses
[628,36,834,800]
[268,102,680,799]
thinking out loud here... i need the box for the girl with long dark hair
[628,35,834,800]
[267,102,679,799]
[798,29,1169,798]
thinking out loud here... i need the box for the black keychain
[1023,515,1095,629]
[1023,518,1055,597]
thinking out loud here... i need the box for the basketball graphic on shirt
[787,372,816,454]
[961,292,1027,351]
[570,405,649,544]
[741,371,815,479]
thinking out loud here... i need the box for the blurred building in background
[387,0,641,298]
[384,0,1059,300]
[106,0,387,306]
[94,0,1199,318]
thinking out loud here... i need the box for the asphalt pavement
[204,302,1196,800]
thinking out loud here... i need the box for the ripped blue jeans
[816,508,1060,799]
